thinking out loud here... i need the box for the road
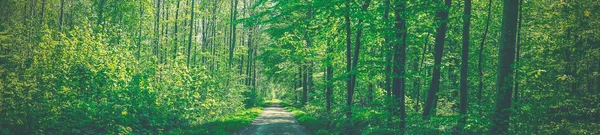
[236,102,308,135]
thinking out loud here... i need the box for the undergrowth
[185,107,263,135]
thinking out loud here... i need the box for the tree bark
[301,65,307,106]
[458,0,471,130]
[346,0,372,134]
[423,0,452,120]
[344,0,353,133]
[416,34,429,112]
[174,0,181,60]
[392,0,407,133]
[326,41,334,112]
[187,0,195,67]
[489,0,518,134]
[478,0,493,105]
[40,0,46,26]
[229,0,238,67]
[59,0,65,31]
[513,0,524,131]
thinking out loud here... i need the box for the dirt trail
[236,102,308,135]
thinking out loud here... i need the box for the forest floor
[235,102,308,135]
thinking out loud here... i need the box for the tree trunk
[346,0,372,134]
[229,0,238,67]
[344,0,353,133]
[174,0,181,60]
[416,34,429,111]
[479,0,493,105]
[392,0,407,133]
[301,65,307,106]
[187,0,195,67]
[326,41,334,112]
[138,0,144,59]
[489,0,519,134]
[59,0,65,31]
[383,0,391,98]
[458,0,472,131]
[155,0,161,59]
[423,0,452,120]
[513,0,524,131]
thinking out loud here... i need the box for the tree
[458,0,472,131]
[344,0,352,133]
[229,0,238,67]
[489,0,519,134]
[423,0,452,120]
[174,0,181,60]
[187,0,195,67]
[391,0,407,133]
[478,0,493,105]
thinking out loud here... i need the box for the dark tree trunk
[301,65,307,106]
[40,0,46,26]
[392,0,407,133]
[187,0,195,67]
[513,0,524,132]
[458,0,472,131]
[416,34,430,112]
[423,0,452,120]
[383,0,392,99]
[326,41,334,112]
[344,0,353,133]
[478,0,493,105]
[489,0,519,134]
[229,0,238,67]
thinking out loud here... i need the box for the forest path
[235,102,308,135]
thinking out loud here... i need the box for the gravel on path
[235,102,308,135]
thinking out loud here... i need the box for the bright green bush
[0,24,250,134]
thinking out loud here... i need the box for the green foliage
[284,106,327,135]
[192,107,263,135]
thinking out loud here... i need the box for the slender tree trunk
[490,0,519,134]
[423,0,452,120]
[479,0,493,105]
[138,1,144,59]
[155,0,161,59]
[298,66,303,105]
[345,0,372,134]
[59,0,65,31]
[458,0,472,131]
[513,0,524,132]
[416,34,429,111]
[229,0,238,67]
[326,39,334,112]
[382,0,393,126]
[392,0,407,133]
[344,0,353,133]
[187,0,195,67]
[40,0,46,26]
[174,0,180,60]
[301,65,307,106]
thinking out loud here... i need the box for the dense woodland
[0,0,599,134]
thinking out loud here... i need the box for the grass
[281,103,328,135]
[185,107,263,135]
